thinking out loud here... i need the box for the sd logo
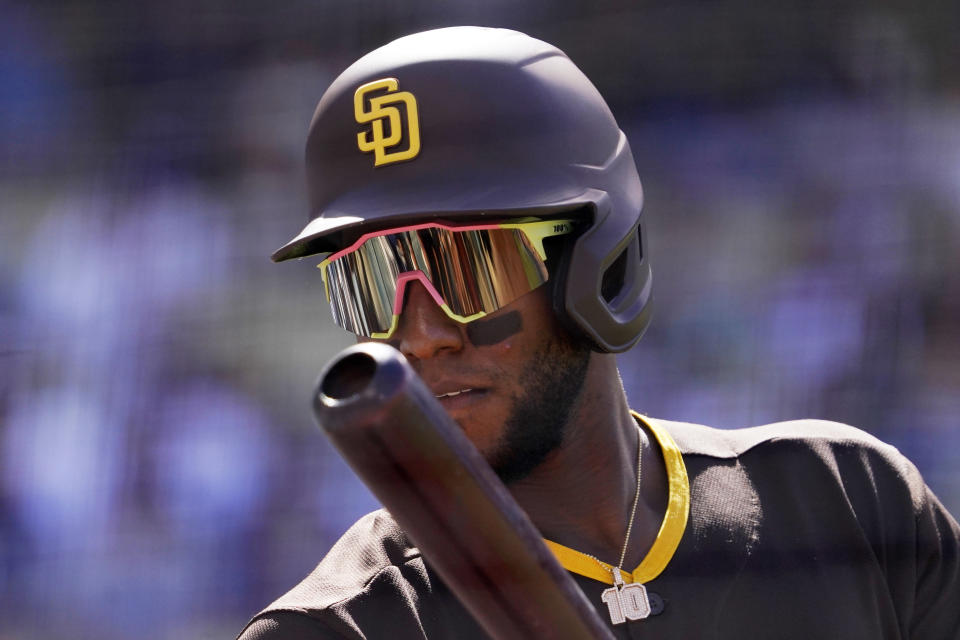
[354,78,421,167]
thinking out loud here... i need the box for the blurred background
[1,1,958,638]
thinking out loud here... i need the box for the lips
[435,388,474,399]
[430,385,488,413]
[422,372,491,413]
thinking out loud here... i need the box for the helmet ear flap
[545,230,594,347]
[559,198,653,353]
[545,207,652,353]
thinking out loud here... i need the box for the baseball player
[238,27,960,639]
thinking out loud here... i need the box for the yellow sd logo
[354,78,421,167]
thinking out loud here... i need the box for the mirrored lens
[324,226,550,337]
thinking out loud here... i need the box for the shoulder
[645,417,960,635]
[237,509,430,639]
[293,507,424,604]
[650,416,927,516]
[655,416,902,462]
[238,611,341,640]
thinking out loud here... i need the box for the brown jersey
[238,419,960,639]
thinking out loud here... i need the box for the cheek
[465,310,522,347]
[485,338,513,360]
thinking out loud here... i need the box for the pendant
[600,568,651,624]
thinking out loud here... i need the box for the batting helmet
[273,26,652,352]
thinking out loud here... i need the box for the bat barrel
[314,342,614,640]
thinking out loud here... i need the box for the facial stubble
[487,333,592,484]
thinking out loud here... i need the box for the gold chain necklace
[542,413,691,618]
[595,423,653,625]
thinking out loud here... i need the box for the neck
[506,353,668,569]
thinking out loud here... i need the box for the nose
[393,280,464,361]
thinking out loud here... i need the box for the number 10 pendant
[600,567,651,624]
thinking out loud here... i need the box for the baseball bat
[313,342,614,640]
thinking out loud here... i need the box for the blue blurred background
[1,1,958,638]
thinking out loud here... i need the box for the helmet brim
[271,173,595,262]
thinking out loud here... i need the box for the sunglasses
[318,218,575,339]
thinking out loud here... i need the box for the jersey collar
[543,413,690,585]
